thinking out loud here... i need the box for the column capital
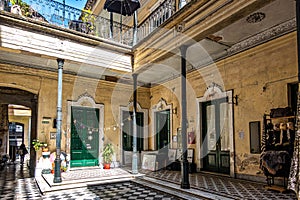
[57,58,64,69]
[132,73,138,79]
[180,45,188,57]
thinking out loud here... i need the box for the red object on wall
[188,131,195,144]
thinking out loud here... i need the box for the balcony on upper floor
[0,0,135,46]
[136,0,191,43]
[0,0,193,47]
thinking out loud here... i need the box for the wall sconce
[172,107,177,114]
[233,95,238,105]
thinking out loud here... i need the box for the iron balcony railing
[137,0,191,42]
[0,0,134,46]
[0,0,191,46]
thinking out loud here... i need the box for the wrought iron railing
[137,0,191,42]
[0,0,134,46]
[0,0,192,46]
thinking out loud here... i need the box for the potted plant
[81,9,96,34]
[10,0,31,17]
[32,139,48,151]
[102,143,114,169]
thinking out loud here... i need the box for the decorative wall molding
[76,91,95,104]
[228,18,296,55]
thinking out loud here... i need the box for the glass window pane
[206,105,216,151]
[220,103,230,151]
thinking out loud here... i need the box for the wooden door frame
[151,98,173,150]
[120,102,148,165]
[197,85,235,177]
[201,97,229,174]
[155,109,171,150]
[67,93,104,167]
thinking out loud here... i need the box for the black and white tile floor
[0,162,298,200]
[43,182,180,200]
[139,169,298,200]
[0,162,41,200]
[0,163,180,200]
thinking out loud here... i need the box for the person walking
[18,144,28,165]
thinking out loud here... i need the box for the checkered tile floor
[0,162,298,200]
[0,163,180,200]
[0,163,42,200]
[138,168,297,200]
[43,182,180,200]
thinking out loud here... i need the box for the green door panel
[155,110,170,150]
[71,106,99,167]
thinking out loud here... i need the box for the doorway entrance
[0,87,37,176]
[9,122,24,162]
[155,109,170,150]
[70,106,99,167]
[201,97,230,174]
[122,111,144,164]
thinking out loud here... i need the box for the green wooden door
[70,106,99,167]
[202,98,230,174]
[155,110,170,150]
[122,111,144,151]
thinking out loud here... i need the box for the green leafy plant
[10,0,32,17]
[32,139,47,151]
[81,9,96,33]
[102,143,114,164]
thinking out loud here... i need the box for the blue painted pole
[132,73,138,174]
[54,58,64,183]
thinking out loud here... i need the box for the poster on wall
[188,131,195,144]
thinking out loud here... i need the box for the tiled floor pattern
[0,163,42,200]
[0,163,182,200]
[0,162,298,200]
[43,181,180,200]
[138,168,297,200]
[42,167,132,187]
[62,168,131,181]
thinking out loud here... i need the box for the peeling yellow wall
[149,32,297,177]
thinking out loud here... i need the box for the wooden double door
[202,98,230,174]
[70,106,99,167]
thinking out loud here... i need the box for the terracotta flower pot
[42,147,49,152]
[103,163,110,169]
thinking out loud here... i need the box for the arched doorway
[0,87,38,176]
